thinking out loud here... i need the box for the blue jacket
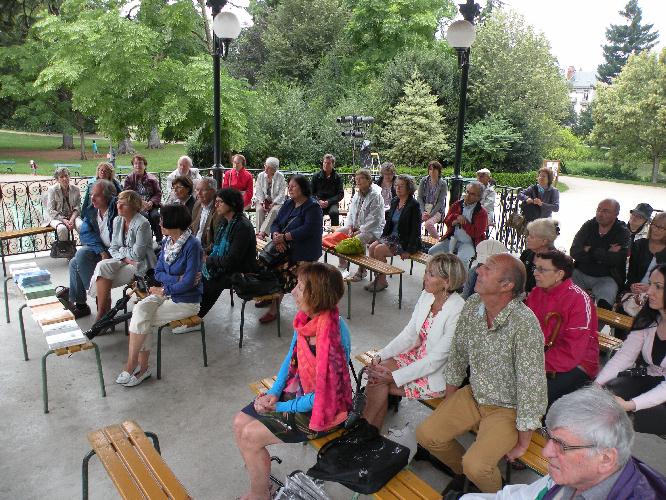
[79,197,118,254]
[271,197,323,264]
[155,235,203,304]
[267,318,351,413]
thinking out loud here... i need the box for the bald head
[596,199,620,228]
[475,254,526,299]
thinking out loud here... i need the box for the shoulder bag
[50,224,76,259]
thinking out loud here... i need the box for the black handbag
[307,418,409,494]
[258,214,298,267]
[50,224,76,259]
[231,270,281,299]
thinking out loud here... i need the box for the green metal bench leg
[371,279,377,315]
[42,349,55,413]
[92,342,106,398]
[157,325,164,379]
[19,304,28,360]
[200,322,208,367]
[347,281,351,320]
[410,260,414,275]
[4,276,11,323]
[399,274,403,309]
[239,300,248,348]
[82,449,96,500]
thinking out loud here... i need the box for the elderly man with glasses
[429,181,488,268]
[461,386,666,499]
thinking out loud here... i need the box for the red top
[525,278,599,378]
[223,167,254,207]
[442,200,487,247]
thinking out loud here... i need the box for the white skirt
[87,258,137,298]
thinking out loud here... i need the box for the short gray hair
[53,167,70,179]
[546,386,634,466]
[198,176,217,191]
[526,218,559,244]
[93,179,115,201]
[466,180,485,196]
[265,157,280,171]
[178,155,193,168]
[396,174,417,196]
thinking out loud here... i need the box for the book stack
[9,262,87,350]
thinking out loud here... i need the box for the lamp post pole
[207,0,227,188]
[448,0,480,206]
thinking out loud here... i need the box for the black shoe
[55,286,69,300]
[71,303,91,319]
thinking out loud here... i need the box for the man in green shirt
[416,254,547,494]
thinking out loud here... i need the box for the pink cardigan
[596,324,666,411]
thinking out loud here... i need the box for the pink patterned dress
[394,311,446,400]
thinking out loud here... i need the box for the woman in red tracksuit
[525,249,599,407]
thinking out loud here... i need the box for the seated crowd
[46,156,666,498]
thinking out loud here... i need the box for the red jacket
[442,200,487,247]
[223,167,254,208]
[525,278,599,378]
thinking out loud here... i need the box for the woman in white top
[254,157,287,236]
[46,167,81,242]
[166,155,201,203]
[363,253,467,429]
[596,263,666,435]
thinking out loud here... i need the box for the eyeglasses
[214,199,224,206]
[534,266,557,274]
[652,224,666,231]
[538,427,597,454]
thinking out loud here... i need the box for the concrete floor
[2,175,666,499]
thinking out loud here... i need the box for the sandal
[364,281,388,292]
[259,311,277,324]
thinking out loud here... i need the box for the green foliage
[344,0,455,75]
[383,74,449,166]
[261,0,348,83]
[572,104,594,138]
[463,114,521,168]
[597,0,659,85]
[468,9,570,171]
[591,49,666,183]
[545,128,589,163]
[564,159,638,181]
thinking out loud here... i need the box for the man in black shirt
[311,153,344,226]
[570,198,630,310]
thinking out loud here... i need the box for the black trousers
[606,375,666,435]
[547,367,591,407]
[323,203,340,226]
[199,275,233,318]
[142,207,162,242]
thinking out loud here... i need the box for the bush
[565,160,638,180]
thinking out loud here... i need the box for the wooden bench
[324,247,405,315]
[355,350,550,479]
[53,162,81,176]
[421,235,439,248]
[0,159,15,173]
[249,377,441,500]
[598,332,623,356]
[408,251,430,275]
[156,315,208,379]
[82,420,191,500]
[235,291,282,348]
[0,226,55,276]
[597,308,634,333]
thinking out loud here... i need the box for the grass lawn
[555,181,568,193]
[566,159,666,186]
[0,130,186,175]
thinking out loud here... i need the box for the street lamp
[207,0,241,187]
[447,0,480,205]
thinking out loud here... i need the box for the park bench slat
[599,333,623,353]
[409,252,430,266]
[597,308,634,331]
[121,421,191,500]
[0,226,54,240]
[87,430,146,499]
[102,425,166,499]
[421,236,439,247]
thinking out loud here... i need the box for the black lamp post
[206,0,240,187]
[447,0,480,205]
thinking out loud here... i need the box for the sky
[487,0,666,72]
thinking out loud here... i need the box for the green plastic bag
[335,236,365,255]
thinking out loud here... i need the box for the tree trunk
[652,156,661,184]
[147,126,163,149]
[117,137,135,155]
[61,132,74,149]
[196,0,213,53]
[78,114,87,160]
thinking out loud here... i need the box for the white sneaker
[172,325,199,334]
[124,367,152,387]
[115,365,140,384]
[339,269,351,279]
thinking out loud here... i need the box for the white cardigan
[343,183,385,239]
[253,171,287,207]
[378,291,465,391]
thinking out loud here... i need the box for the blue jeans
[69,246,102,304]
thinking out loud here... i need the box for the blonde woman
[363,253,467,429]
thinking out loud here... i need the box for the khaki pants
[415,385,518,492]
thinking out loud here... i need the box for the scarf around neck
[165,229,192,264]
[289,307,352,431]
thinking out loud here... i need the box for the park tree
[463,114,521,169]
[382,73,449,166]
[591,50,666,184]
[468,9,570,170]
[597,0,659,85]
[344,0,455,76]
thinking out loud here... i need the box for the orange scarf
[292,307,352,431]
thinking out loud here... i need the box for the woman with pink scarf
[233,262,352,500]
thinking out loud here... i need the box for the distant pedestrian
[92,140,99,156]
[30,160,38,176]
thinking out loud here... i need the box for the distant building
[566,66,597,114]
